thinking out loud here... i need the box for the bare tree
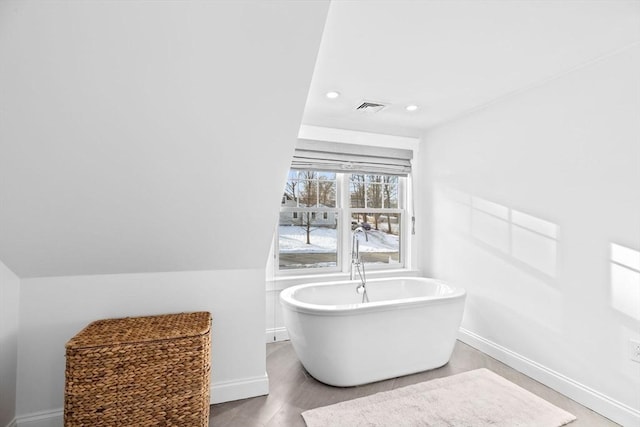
[283,179,298,204]
[350,174,366,225]
[383,176,396,234]
[318,176,335,206]
[298,171,318,245]
[367,175,383,230]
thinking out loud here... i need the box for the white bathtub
[280,277,466,387]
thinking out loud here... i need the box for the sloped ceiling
[0,0,329,278]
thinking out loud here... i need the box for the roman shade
[292,139,413,176]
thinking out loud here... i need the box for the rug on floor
[302,368,576,427]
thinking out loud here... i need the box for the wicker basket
[64,312,211,427]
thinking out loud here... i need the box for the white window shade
[292,139,413,176]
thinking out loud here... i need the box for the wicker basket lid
[66,311,211,349]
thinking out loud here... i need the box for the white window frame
[276,172,408,276]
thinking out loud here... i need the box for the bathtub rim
[279,276,466,316]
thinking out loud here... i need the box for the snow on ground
[360,228,399,252]
[279,226,398,253]
[279,227,338,253]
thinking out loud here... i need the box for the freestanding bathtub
[280,277,466,387]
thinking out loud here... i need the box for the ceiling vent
[356,101,387,114]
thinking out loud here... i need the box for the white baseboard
[11,374,270,427]
[265,327,289,343]
[16,329,636,425]
[459,328,640,427]
[14,409,62,427]
[210,373,269,404]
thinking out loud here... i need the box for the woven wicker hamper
[64,312,211,427]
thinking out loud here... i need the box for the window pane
[366,176,383,208]
[317,175,336,207]
[351,212,401,265]
[383,184,398,208]
[350,174,366,208]
[383,176,399,208]
[299,180,317,206]
[279,211,338,270]
[283,174,300,206]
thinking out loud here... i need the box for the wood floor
[209,340,620,426]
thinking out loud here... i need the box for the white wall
[0,260,20,427]
[418,44,640,425]
[16,269,266,426]
[0,2,329,425]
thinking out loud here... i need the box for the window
[277,170,406,272]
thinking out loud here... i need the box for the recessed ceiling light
[405,104,419,112]
[326,91,340,99]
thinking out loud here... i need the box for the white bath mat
[302,368,576,427]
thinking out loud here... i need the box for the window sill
[266,268,421,292]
